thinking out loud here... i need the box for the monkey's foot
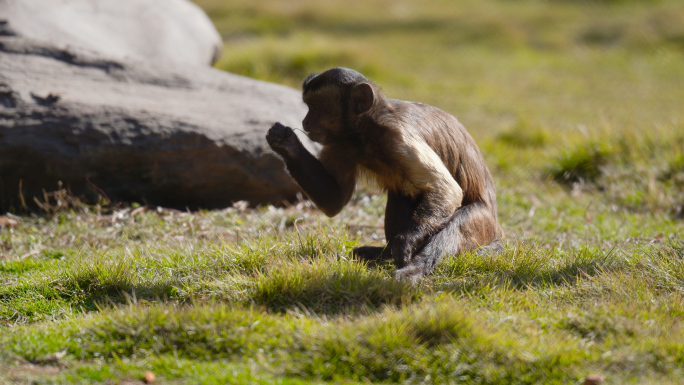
[392,265,426,285]
[474,238,505,257]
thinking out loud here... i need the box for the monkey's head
[301,67,377,144]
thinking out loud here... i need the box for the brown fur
[266,67,504,282]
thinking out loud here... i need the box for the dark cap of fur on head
[302,67,368,94]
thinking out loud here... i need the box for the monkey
[266,67,504,283]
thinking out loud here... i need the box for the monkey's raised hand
[267,122,303,160]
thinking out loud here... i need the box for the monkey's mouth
[304,130,325,143]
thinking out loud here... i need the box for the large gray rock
[0,37,311,210]
[0,0,222,67]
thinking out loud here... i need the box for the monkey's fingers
[267,132,295,146]
[269,124,301,143]
[266,138,291,155]
[265,134,281,147]
[268,122,295,136]
[267,123,290,145]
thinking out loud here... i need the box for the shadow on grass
[251,257,419,314]
[0,268,187,324]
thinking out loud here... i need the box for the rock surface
[0,37,311,211]
[0,0,222,67]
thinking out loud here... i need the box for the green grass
[2,0,684,383]
[547,141,612,185]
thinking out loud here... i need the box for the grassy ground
[2,0,684,383]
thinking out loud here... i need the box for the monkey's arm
[285,147,356,217]
[267,123,355,217]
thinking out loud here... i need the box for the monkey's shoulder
[386,100,466,135]
[389,99,455,116]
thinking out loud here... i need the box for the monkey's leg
[383,192,423,267]
[393,202,504,283]
[390,192,456,269]
[388,139,464,268]
[352,192,416,262]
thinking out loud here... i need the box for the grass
[2,0,684,383]
[547,142,612,185]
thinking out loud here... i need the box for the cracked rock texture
[0,36,310,210]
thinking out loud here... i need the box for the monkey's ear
[351,83,374,114]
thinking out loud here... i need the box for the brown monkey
[266,67,504,282]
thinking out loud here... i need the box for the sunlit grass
[547,141,612,184]
[1,0,684,383]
